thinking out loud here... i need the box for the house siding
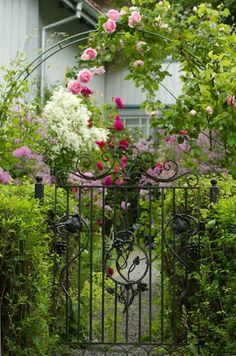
[0,0,39,67]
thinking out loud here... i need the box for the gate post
[34,176,44,203]
[210,178,219,203]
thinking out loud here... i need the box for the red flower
[96,140,106,148]
[115,178,125,186]
[114,165,120,173]
[81,86,93,97]
[154,162,163,173]
[121,155,128,169]
[114,115,124,131]
[165,136,174,143]
[107,267,114,276]
[118,140,129,150]
[96,162,104,171]
[103,175,113,186]
[115,97,124,109]
[179,130,187,135]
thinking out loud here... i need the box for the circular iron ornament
[105,230,149,286]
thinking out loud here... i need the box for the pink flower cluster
[68,63,105,96]
[226,94,236,109]
[13,146,33,160]
[0,167,12,184]
[81,47,97,61]
[103,8,142,33]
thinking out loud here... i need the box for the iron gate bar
[53,150,201,352]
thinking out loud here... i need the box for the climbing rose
[77,68,93,83]
[81,47,97,61]
[115,97,124,109]
[96,140,106,148]
[81,86,93,97]
[115,178,125,186]
[107,267,114,276]
[103,175,113,186]
[154,162,163,173]
[133,60,144,67]
[13,146,33,159]
[179,130,187,135]
[103,19,116,33]
[96,162,104,171]
[107,9,120,22]
[206,106,214,115]
[114,115,124,131]
[121,155,128,169]
[136,41,146,53]
[67,80,82,94]
[189,109,197,116]
[128,11,142,28]
[226,94,236,106]
[118,140,129,150]
[91,66,106,75]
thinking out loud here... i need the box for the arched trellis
[0,28,205,121]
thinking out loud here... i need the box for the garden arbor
[1,1,235,355]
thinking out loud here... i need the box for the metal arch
[1,27,205,120]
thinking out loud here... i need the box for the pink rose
[226,94,236,106]
[81,47,97,61]
[133,60,144,67]
[179,130,187,135]
[103,19,116,33]
[107,9,120,22]
[96,140,106,148]
[67,80,82,94]
[77,68,93,83]
[91,66,106,75]
[81,86,93,97]
[165,136,174,143]
[206,106,214,115]
[115,97,124,109]
[136,41,146,53]
[128,11,142,28]
[103,175,113,186]
[96,162,104,171]
[189,109,197,116]
[154,162,163,173]
[115,178,125,186]
[114,115,124,131]
[121,155,128,169]
[118,140,129,150]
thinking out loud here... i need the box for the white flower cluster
[43,87,108,156]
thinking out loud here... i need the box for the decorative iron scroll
[105,229,149,312]
[55,145,199,187]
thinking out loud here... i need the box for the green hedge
[0,183,56,355]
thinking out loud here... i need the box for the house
[0,0,182,136]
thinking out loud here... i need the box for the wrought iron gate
[52,149,200,355]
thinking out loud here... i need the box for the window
[120,107,153,139]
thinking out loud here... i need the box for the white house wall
[0,0,39,68]
[104,62,182,106]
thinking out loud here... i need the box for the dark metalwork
[210,178,219,203]
[34,176,44,202]
[52,148,201,354]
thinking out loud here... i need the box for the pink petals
[114,115,124,131]
[103,19,116,33]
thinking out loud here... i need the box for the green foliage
[0,183,55,355]
[77,1,236,173]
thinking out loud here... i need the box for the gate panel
[52,155,200,354]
